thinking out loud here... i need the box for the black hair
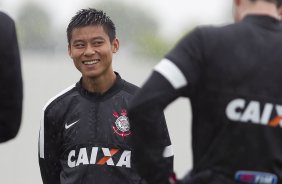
[66,8,116,45]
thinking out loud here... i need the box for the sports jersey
[38,73,173,184]
[128,15,282,184]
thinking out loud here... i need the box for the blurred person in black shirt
[0,11,23,143]
[129,0,282,183]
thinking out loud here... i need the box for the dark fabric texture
[129,15,282,184]
[0,11,23,143]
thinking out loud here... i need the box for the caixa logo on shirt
[226,98,282,127]
[68,147,131,168]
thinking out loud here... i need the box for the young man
[128,0,282,183]
[38,8,173,184]
[0,11,23,143]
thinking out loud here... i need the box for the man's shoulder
[0,11,15,32]
[185,22,247,48]
[121,79,140,95]
[195,22,239,36]
[0,11,16,46]
[43,84,77,112]
[0,11,13,23]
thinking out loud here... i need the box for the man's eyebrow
[91,36,106,40]
[72,39,84,44]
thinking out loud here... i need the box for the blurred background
[0,0,232,183]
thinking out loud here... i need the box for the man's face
[68,25,119,80]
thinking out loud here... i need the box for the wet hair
[66,8,116,45]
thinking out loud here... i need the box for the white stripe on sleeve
[162,145,174,158]
[39,112,45,158]
[154,58,187,89]
[39,84,75,159]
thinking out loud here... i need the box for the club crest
[112,109,131,137]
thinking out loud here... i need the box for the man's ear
[234,0,241,6]
[68,46,72,57]
[112,38,120,53]
[278,7,282,17]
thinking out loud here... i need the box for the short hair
[66,8,116,45]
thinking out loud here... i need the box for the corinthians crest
[112,109,131,137]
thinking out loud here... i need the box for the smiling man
[38,8,173,184]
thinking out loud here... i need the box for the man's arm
[129,69,185,184]
[38,109,62,184]
[128,28,203,184]
[0,12,23,143]
[132,110,175,184]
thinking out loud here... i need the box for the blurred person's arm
[128,28,203,184]
[129,71,181,184]
[0,12,23,143]
[132,110,174,184]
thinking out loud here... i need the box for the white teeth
[84,60,99,65]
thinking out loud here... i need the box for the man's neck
[82,72,117,94]
[241,1,280,20]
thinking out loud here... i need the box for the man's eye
[93,41,103,46]
[74,43,84,48]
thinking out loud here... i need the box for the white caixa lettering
[226,98,282,127]
[68,147,131,168]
